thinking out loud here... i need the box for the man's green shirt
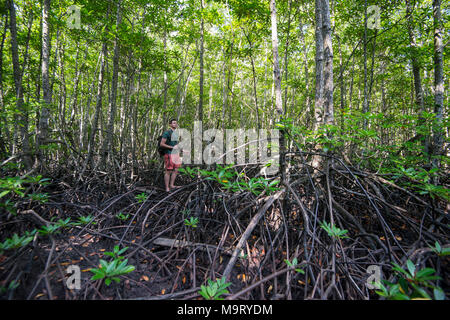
[162,129,179,154]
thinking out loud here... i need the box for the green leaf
[433,288,445,300]
[415,268,436,279]
[406,260,415,277]
[0,190,10,198]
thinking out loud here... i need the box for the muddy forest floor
[0,151,449,300]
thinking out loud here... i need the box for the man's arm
[160,138,177,150]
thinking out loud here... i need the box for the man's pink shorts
[164,154,181,171]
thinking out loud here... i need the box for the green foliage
[38,224,61,236]
[320,221,349,240]
[184,216,199,228]
[180,209,191,216]
[135,192,148,203]
[55,217,72,228]
[429,241,450,257]
[181,165,281,196]
[284,257,305,274]
[0,177,26,198]
[198,277,231,300]
[27,193,49,204]
[373,260,444,300]
[90,246,135,286]
[0,199,16,216]
[74,215,97,226]
[0,280,20,295]
[116,212,130,221]
[0,231,36,254]
[103,245,128,261]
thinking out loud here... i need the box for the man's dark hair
[169,118,177,124]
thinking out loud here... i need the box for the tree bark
[406,0,428,155]
[432,0,444,176]
[270,0,286,182]
[362,0,369,129]
[198,0,205,123]
[322,0,334,126]
[101,0,122,169]
[82,5,110,174]
[35,0,52,170]
[8,0,32,169]
[314,0,324,131]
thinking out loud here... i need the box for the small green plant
[116,212,130,221]
[27,193,49,204]
[198,277,231,300]
[181,209,191,216]
[0,280,19,294]
[284,257,305,274]
[320,221,349,240]
[0,231,36,254]
[373,260,444,300]
[24,175,51,186]
[38,224,61,236]
[103,245,128,261]
[429,241,450,257]
[74,215,97,226]
[90,246,135,286]
[135,192,148,203]
[184,217,199,228]
[178,166,199,178]
[55,217,72,228]
[0,199,16,216]
[0,176,26,198]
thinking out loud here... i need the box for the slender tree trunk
[299,14,311,126]
[101,0,122,169]
[163,28,168,124]
[243,30,260,131]
[362,0,369,129]
[270,0,285,182]
[314,0,324,131]
[283,0,292,115]
[8,0,32,169]
[36,0,52,170]
[406,0,428,155]
[82,5,110,174]
[198,0,205,123]
[337,35,345,129]
[432,0,444,176]
[322,0,334,126]
[0,14,12,153]
[348,54,355,110]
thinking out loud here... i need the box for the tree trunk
[82,5,110,174]
[36,0,52,170]
[314,0,324,131]
[101,0,122,169]
[198,0,205,123]
[0,14,9,154]
[283,0,292,115]
[8,0,32,169]
[406,0,428,155]
[362,0,369,129]
[270,0,285,182]
[432,0,444,176]
[322,0,334,126]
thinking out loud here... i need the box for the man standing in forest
[160,119,182,192]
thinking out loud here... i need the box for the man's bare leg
[169,170,180,189]
[164,170,172,192]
